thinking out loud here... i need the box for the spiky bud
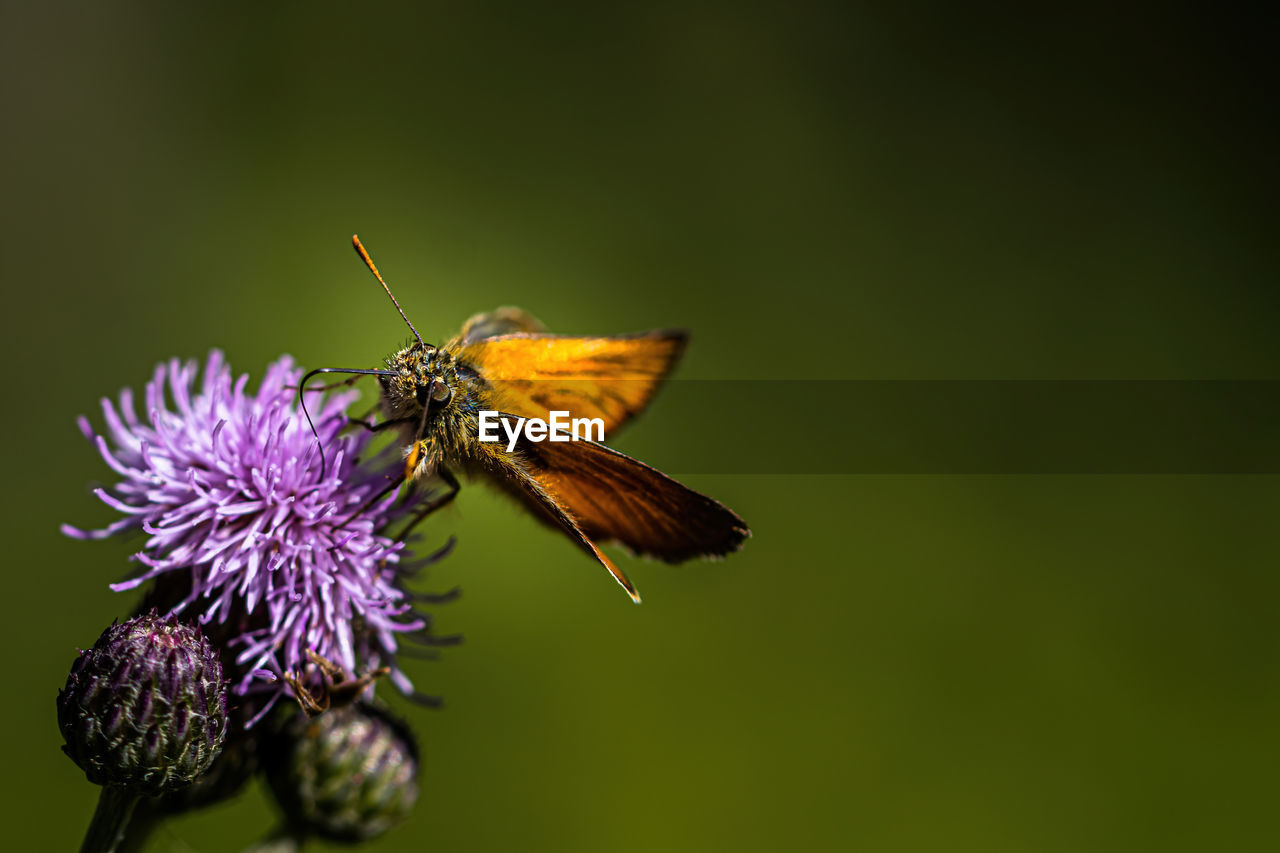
[57,612,228,796]
[263,704,419,843]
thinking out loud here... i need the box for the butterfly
[302,236,749,603]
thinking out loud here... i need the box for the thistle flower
[64,351,448,713]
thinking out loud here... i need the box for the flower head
[64,351,445,713]
[58,611,228,796]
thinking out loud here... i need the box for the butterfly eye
[430,378,452,404]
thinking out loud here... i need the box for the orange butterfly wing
[450,329,687,436]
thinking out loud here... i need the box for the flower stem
[80,786,140,853]
[114,801,161,853]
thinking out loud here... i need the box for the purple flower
[64,351,445,717]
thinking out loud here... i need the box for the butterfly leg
[337,473,407,534]
[348,414,415,433]
[398,466,460,542]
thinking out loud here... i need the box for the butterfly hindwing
[451,307,548,345]
[471,438,642,602]
[511,428,750,563]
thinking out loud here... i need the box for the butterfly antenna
[352,234,426,349]
[298,366,397,481]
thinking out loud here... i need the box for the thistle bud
[263,703,419,843]
[58,612,228,796]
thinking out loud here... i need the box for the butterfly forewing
[451,331,688,435]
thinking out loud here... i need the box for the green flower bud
[263,703,419,843]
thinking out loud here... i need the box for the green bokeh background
[4,3,1279,851]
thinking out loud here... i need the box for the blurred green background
[4,3,1279,851]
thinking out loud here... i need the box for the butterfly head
[380,343,463,425]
